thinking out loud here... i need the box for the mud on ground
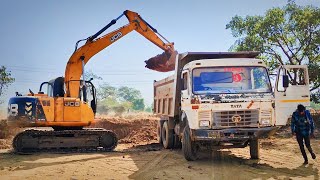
[0,137,319,179]
[0,114,319,179]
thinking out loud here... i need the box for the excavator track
[13,128,118,153]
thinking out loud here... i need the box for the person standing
[291,104,316,164]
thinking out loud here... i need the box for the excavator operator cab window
[39,82,53,96]
[79,81,97,114]
[43,77,65,97]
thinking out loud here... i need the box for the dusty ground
[0,138,319,180]
[0,115,319,180]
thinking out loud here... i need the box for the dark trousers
[296,133,314,161]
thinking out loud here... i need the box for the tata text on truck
[154,52,310,161]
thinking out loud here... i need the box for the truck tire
[249,139,260,159]
[182,125,198,161]
[174,135,182,149]
[157,122,162,144]
[161,121,174,149]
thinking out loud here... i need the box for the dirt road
[0,137,319,180]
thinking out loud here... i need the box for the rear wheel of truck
[249,139,260,159]
[161,121,174,149]
[182,125,198,161]
[157,120,164,144]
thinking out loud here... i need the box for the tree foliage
[97,83,117,100]
[0,66,14,103]
[132,98,145,111]
[97,84,146,115]
[117,86,142,102]
[226,1,320,95]
[83,71,147,114]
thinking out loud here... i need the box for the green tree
[226,1,320,97]
[96,84,147,114]
[118,86,146,111]
[96,83,119,115]
[310,101,320,110]
[117,86,142,102]
[311,89,320,104]
[132,98,145,111]
[0,66,14,103]
[144,103,153,112]
[97,83,117,100]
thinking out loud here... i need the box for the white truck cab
[154,52,310,161]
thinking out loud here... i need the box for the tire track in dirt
[130,139,320,180]
[129,151,173,179]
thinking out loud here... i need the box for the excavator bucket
[145,51,178,72]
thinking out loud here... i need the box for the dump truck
[153,52,310,161]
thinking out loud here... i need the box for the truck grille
[214,110,259,127]
[260,109,272,119]
[198,111,212,121]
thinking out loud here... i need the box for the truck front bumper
[191,127,277,142]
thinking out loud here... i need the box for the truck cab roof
[184,58,266,69]
[177,51,262,70]
[179,51,259,63]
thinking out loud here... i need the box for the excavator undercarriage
[13,128,117,153]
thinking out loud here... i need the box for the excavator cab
[38,77,65,97]
[39,77,98,114]
[8,77,98,127]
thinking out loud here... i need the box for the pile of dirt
[0,119,21,149]
[0,139,12,149]
[93,114,159,144]
[0,120,8,139]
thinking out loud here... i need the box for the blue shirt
[291,110,315,136]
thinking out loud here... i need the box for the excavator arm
[65,10,176,98]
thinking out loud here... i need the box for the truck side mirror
[282,75,289,88]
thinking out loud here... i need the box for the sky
[0,0,319,112]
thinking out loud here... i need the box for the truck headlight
[261,118,270,125]
[199,120,210,127]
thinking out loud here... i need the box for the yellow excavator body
[7,10,174,153]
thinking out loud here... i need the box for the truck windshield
[193,66,272,94]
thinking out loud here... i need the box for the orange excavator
[7,10,176,153]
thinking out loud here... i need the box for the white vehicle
[154,52,310,161]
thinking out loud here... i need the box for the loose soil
[0,114,319,179]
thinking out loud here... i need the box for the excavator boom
[65,10,175,98]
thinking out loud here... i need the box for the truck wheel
[182,125,198,161]
[174,135,182,149]
[157,122,162,144]
[249,139,260,159]
[161,121,174,149]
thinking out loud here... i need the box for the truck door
[274,65,310,125]
[181,71,190,105]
